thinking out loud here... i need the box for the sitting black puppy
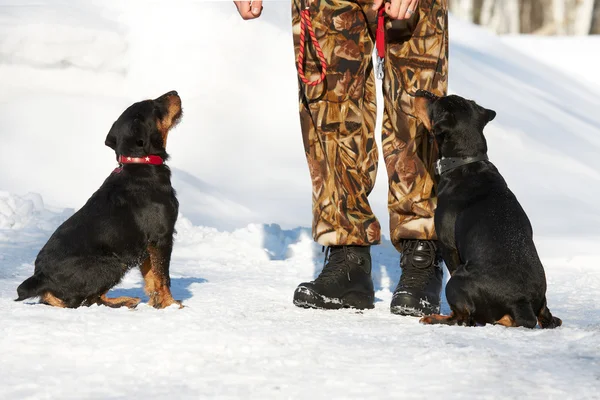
[16,91,183,309]
[414,90,561,329]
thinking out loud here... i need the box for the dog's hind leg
[495,314,517,327]
[420,275,476,326]
[537,297,562,329]
[40,292,66,308]
[16,273,48,301]
[141,244,182,309]
[97,294,141,309]
[496,302,557,329]
[511,301,538,329]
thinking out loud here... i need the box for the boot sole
[293,286,374,310]
[390,293,440,317]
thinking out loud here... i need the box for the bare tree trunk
[472,0,485,25]
[520,0,532,33]
[575,0,595,35]
[479,0,520,34]
[479,0,495,28]
[507,0,521,33]
[551,0,566,34]
[520,0,550,33]
[590,0,600,33]
[449,0,475,21]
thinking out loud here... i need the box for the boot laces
[315,246,355,284]
[399,240,437,289]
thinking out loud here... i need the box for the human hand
[372,0,419,20]
[234,1,263,20]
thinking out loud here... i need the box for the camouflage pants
[292,0,448,251]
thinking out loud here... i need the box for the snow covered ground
[1,2,600,399]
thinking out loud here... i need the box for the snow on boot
[390,240,443,316]
[293,245,374,310]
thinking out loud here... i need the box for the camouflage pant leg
[292,0,381,246]
[382,0,449,251]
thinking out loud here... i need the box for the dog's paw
[149,294,183,309]
[125,297,141,309]
[419,314,457,325]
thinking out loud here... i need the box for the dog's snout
[414,91,434,131]
[415,89,439,102]
[155,90,180,103]
[155,90,183,146]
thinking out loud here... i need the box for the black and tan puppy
[413,90,561,329]
[16,91,183,309]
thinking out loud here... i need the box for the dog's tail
[538,297,562,329]
[15,273,48,301]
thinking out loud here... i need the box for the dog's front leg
[140,242,182,309]
[439,245,461,275]
[435,208,460,275]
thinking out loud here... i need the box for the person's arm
[234,0,418,21]
[373,0,419,20]
[234,0,263,20]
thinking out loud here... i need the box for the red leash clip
[296,0,328,86]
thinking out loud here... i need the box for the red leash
[297,5,385,84]
[297,3,327,86]
[375,7,385,79]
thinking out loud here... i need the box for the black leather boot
[293,245,374,310]
[390,240,443,316]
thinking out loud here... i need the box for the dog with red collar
[16,91,183,309]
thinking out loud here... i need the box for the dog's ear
[477,104,496,127]
[105,123,117,150]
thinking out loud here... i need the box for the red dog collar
[118,155,164,165]
[112,155,164,174]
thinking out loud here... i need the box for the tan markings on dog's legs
[495,314,517,327]
[140,257,156,297]
[41,292,66,308]
[144,247,182,309]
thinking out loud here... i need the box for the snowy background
[1,1,600,399]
